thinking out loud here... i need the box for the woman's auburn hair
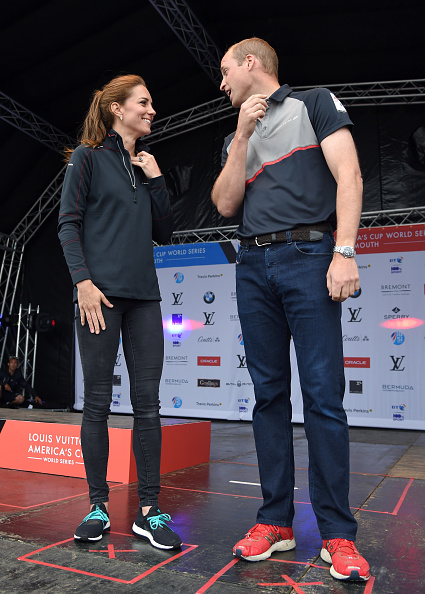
[64,74,146,162]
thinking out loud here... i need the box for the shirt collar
[268,84,293,103]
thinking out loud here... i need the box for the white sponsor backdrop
[75,225,425,429]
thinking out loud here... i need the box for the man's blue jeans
[236,233,357,541]
[76,298,163,507]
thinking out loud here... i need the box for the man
[0,356,43,408]
[212,38,369,582]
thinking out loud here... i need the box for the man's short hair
[229,37,279,79]
[9,356,19,364]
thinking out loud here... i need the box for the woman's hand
[76,279,113,334]
[131,151,162,178]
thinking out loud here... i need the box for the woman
[58,74,181,549]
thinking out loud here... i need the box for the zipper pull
[133,188,137,203]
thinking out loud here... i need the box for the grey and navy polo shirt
[221,84,353,238]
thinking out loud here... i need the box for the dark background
[1,1,424,407]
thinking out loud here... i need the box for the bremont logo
[347,308,362,322]
[172,292,183,305]
[390,356,405,371]
[203,312,215,325]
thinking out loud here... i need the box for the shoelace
[247,524,280,537]
[82,506,109,524]
[328,539,359,556]
[147,512,173,530]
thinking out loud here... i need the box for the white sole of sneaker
[320,548,370,581]
[74,521,111,542]
[132,522,175,549]
[234,537,296,562]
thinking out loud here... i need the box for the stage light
[380,317,424,330]
[0,313,18,327]
[162,314,204,342]
[35,313,56,332]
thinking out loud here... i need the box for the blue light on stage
[162,314,204,342]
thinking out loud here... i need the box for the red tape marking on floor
[18,535,198,584]
[195,558,239,593]
[391,477,414,515]
[258,574,324,592]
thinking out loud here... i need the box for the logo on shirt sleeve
[330,92,347,113]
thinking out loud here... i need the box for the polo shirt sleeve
[304,88,353,144]
[221,132,236,167]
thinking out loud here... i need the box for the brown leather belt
[241,223,332,247]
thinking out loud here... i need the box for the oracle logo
[344,357,370,368]
[197,356,221,366]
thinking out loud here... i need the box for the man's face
[220,51,251,108]
[8,358,18,373]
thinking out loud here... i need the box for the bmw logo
[203,291,215,304]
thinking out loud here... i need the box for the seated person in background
[0,356,43,408]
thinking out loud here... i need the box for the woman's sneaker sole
[74,522,110,542]
[132,522,174,549]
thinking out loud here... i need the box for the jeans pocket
[236,246,247,265]
[294,233,334,256]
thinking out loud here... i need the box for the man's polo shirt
[221,84,353,238]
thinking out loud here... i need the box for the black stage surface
[0,413,424,593]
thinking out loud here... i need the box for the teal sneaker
[74,502,110,541]
[132,506,182,549]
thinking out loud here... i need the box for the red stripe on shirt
[246,144,320,186]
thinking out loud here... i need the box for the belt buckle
[255,236,271,247]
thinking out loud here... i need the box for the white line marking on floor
[230,481,298,489]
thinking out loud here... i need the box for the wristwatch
[334,245,356,258]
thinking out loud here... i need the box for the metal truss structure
[149,79,425,144]
[16,304,39,389]
[0,91,75,154]
[158,207,425,245]
[0,167,68,368]
[147,0,222,85]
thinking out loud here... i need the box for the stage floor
[0,416,424,593]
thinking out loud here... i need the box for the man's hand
[327,255,360,302]
[76,279,113,334]
[237,94,268,139]
[4,383,12,392]
[35,396,43,405]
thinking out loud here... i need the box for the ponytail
[64,74,146,162]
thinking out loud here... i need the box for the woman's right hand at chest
[76,279,113,334]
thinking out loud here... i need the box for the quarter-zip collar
[106,129,151,155]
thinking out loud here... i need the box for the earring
[120,115,123,121]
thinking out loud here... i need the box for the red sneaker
[321,539,370,581]
[233,523,296,561]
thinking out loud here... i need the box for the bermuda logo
[347,308,362,322]
[174,272,184,283]
[390,356,405,371]
[172,397,183,408]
